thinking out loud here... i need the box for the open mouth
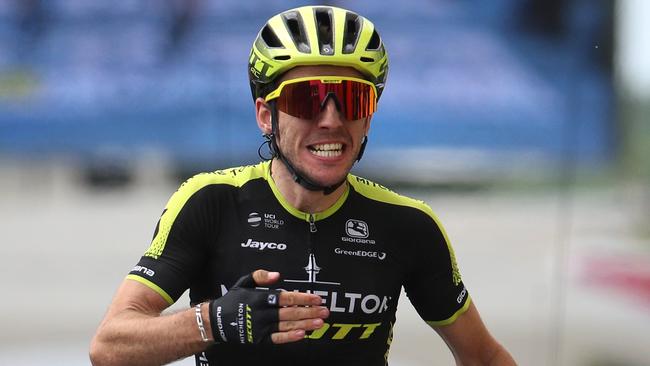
[308,143,344,158]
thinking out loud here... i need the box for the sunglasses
[264,76,377,120]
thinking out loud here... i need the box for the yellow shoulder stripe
[143,162,269,259]
[348,174,462,286]
[348,175,436,217]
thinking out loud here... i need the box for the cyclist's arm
[90,277,210,366]
[432,302,517,366]
[90,270,326,366]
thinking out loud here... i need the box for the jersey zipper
[307,213,316,283]
[307,213,317,288]
[308,213,317,233]
[306,213,316,357]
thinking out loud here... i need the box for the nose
[316,97,345,128]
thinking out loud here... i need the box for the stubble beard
[278,142,357,189]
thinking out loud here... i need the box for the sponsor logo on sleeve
[132,265,155,277]
[457,287,467,304]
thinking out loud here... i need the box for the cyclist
[90,5,516,365]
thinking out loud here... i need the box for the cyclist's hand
[254,270,330,344]
[208,270,329,345]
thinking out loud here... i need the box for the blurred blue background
[3,1,649,366]
[0,0,614,177]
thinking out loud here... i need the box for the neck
[270,158,348,213]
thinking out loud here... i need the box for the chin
[307,170,349,188]
[294,154,356,187]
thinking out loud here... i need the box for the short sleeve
[402,208,470,327]
[127,177,218,305]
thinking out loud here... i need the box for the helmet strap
[267,102,345,195]
[357,135,368,162]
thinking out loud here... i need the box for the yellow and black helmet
[248,5,389,102]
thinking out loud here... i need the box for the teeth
[309,143,343,158]
[311,150,342,158]
[311,143,342,152]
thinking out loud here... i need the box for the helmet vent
[360,57,374,62]
[342,12,361,54]
[282,11,311,53]
[366,30,381,51]
[274,55,290,60]
[261,25,283,48]
[315,8,334,55]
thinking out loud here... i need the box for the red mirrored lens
[274,79,376,120]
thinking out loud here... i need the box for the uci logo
[345,219,369,238]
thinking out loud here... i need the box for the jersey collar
[263,160,350,222]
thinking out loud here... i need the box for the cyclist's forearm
[90,303,213,366]
[487,344,517,366]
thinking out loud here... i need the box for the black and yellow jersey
[128,161,470,366]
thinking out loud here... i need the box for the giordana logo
[457,287,467,304]
[241,238,287,251]
[342,219,375,244]
[248,213,262,227]
[334,247,387,261]
[346,219,369,238]
[132,265,155,277]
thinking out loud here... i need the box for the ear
[255,97,273,135]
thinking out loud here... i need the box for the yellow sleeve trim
[144,162,268,259]
[126,274,174,306]
[425,296,472,327]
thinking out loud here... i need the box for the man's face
[262,66,372,188]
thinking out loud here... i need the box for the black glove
[208,273,281,344]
